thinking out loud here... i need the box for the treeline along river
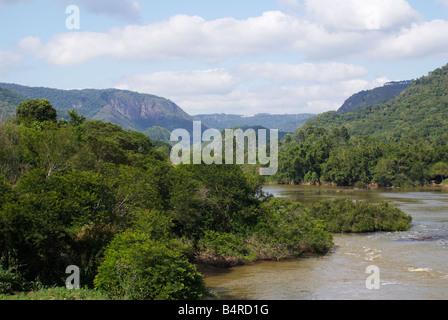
[204,185,448,300]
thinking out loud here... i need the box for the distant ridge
[303,63,448,140]
[0,83,194,133]
[193,113,316,133]
[337,80,412,114]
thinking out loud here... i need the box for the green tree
[431,162,448,182]
[94,210,208,300]
[16,99,57,124]
[68,109,86,127]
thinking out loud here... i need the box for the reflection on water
[205,185,448,300]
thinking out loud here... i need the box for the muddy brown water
[204,185,448,300]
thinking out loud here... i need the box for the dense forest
[305,64,448,141]
[0,99,412,300]
[271,64,448,187]
[271,125,448,187]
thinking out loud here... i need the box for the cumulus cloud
[239,62,368,84]
[370,19,448,59]
[114,63,383,115]
[116,69,242,96]
[165,78,384,116]
[8,0,447,115]
[18,3,443,67]
[18,11,303,66]
[304,0,422,31]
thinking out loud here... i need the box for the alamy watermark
[366,265,381,290]
[65,265,80,290]
[66,5,80,30]
[170,121,278,176]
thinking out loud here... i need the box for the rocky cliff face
[337,81,411,114]
[0,83,194,132]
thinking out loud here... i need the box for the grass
[0,287,111,300]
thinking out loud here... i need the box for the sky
[0,0,448,116]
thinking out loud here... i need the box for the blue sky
[0,0,448,115]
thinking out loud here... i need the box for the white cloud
[239,62,368,84]
[18,11,304,66]
[116,69,242,96]
[370,20,448,59]
[18,4,441,67]
[114,63,384,115]
[304,0,422,31]
[170,78,381,115]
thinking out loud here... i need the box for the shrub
[252,198,334,258]
[196,231,257,267]
[306,198,412,233]
[0,264,25,295]
[94,211,209,300]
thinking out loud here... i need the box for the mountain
[193,113,315,133]
[0,83,194,132]
[337,80,412,114]
[302,63,448,141]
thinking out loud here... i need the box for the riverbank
[193,196,413,271]
[204,187,448,300]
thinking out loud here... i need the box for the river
[204,185,448,300]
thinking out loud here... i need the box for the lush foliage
[94,210,208,300]
[273,64,448,187]
[307,199,412,233]
[305,64,448,141]
[273,125,448,187]
[0,99,415,300]
[16,99,57,124]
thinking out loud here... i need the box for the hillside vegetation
[271,64,448,187]
[194,113,315,133]
[304,64,448,141]
[0,83,193,133]
[337,81,411,114]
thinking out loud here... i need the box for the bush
[306,198,412,233]
[94,211,209,300]
[252,198,334,259]
[0,264,25,295]
[196,231,257,267]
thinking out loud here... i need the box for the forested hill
[0,83,194,132]
[303,63,448,141]
[337,80,412,114]
[194,113,316,133]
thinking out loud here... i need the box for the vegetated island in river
[193,196,413,270]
